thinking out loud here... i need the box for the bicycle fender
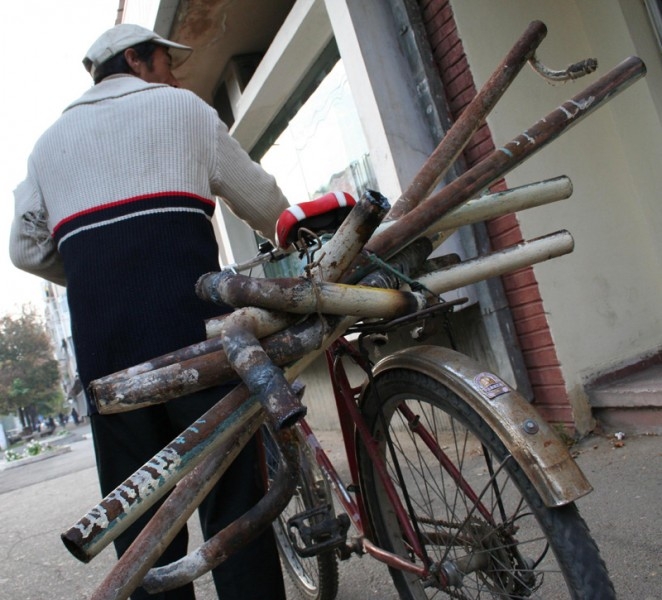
[371,345,592,507]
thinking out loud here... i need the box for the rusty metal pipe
[417,230,575,294]
[221,313,307,430]
[387,20,548,219]
[141,428,300,593]
[310,189,391,279]
[195,190,390,430]
[61,385,261,562]
[92,239,431,415]
[343,56,646,284]
[92,316,331,414]
[88,412,262,600]
[425,175,573,246]
[95,239,430,417]
[201,271,427,317]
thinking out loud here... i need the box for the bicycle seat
[275,191,357,248]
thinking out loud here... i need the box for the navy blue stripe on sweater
[53,192,215,249]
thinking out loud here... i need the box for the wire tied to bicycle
[361,247,434,296]
[297,226,332,337]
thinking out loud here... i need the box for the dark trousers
[90,387,285,600]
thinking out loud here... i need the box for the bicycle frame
[60,20,647,599]
[320,338,441,578]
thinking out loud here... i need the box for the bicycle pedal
[287,505,350,558]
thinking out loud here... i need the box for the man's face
[127,45,181,87]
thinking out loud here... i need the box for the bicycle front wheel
[357,368,614,599]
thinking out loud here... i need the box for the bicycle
[61,21,645,599]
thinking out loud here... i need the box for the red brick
[506,284,543,308]
[528,366,566,387]
[445,59,470,86]
[509,283,542,306]
[489,228,523,248]
[513,312,549,336]
[511,299,545,322]
[452,88,477,113]
[439,3,454,26]
[440,43,466,69]
[465,137,494,163]
[488,179,508,193]
[423,3,446,27]
[519,328,554,351]
[471,124,493,146]
[530,383,567,404]
[534,404,574,427]
[486,214,519,237]
[523,346,560,368]
[501,267,537,292]
[435,31,460,57]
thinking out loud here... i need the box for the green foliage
[4,441,53,462]
[0,307,63,418]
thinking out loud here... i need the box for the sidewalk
[0,425,659,599]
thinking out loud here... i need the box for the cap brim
[156,39,192,69]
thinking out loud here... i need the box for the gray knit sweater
[10,74,288,285]
[9,74,289,411]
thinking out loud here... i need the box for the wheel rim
[367,393,575,599]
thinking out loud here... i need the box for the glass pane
[261,60,375,205]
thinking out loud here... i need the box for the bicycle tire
[263,425,339,600]
[357,368,615,599]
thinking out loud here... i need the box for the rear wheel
[358,368,615,599]
[264,424,339,600]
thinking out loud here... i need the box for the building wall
[416,0,576,427]
[448,0,662,420]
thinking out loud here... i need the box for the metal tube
[92,316,331,414]
[202,271,427,317]
[388,20,548,219]
[196,190,390,430]
[61,385,260,562]
[311,189,391,279]
[417,230,574,295]
[372,175,573,244]
[88,415,262,600]
[342,56,646,284]
[425,175,573,243]
[141,428,301,593]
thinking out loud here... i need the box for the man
[10,23,289,600]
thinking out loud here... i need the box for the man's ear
[123,48,142,74]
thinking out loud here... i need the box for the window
[645,0,662,52]
[256,57,376,276]
[260,60,375,204]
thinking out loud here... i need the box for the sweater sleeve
[210,119,289,243]
[9,171,67,286]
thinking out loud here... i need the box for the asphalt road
[0,424,660,599]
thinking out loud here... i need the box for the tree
[0,307,63,429]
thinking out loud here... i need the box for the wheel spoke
[358,368,614,599]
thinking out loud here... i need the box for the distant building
[43,282,86,418]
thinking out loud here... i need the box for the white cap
[83,23,192,79]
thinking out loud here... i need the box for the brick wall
[417,0,573,426]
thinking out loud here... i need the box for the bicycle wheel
[357,368,614,599]
[263,424,339,600]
